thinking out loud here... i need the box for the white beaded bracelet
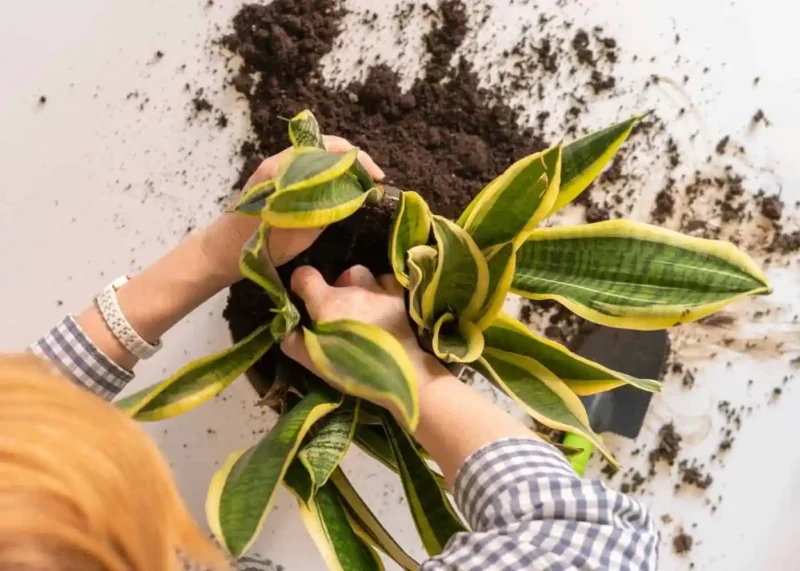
[95,275,162,360]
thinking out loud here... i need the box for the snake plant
[117,110,770,568]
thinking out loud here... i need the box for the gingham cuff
[29,315,134,400]
[453,437,577,531]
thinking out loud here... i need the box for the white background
[1,1,798,569]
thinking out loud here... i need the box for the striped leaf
[354,423,399,473]
[548,115,641,216]
[287,109,374,190]
[474,349,616,466]
[207,390,342,557]
[240,225,300,339]
[513,220,771,330]
[432,313,484,364]
[390,191,432,286]
[233,179,276,215]
[288,109,325,149]
[407,245,438,329]
[284,475,383,571]
[275,147,360,193]
[117,323,274,420]
[349,158,375,193]
[483,312,661,395]
[459,145,561,250]
[422,216,489,323]
[384,414,467,555]
[263,175,381,229]
[331,469,419,571]
[304,320,420,430]
[354,423,447,489]
[475,242,516,330]
[296,401,360,499]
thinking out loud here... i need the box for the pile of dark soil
[222,0,543,221]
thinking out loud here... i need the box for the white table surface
[1,1,798,569]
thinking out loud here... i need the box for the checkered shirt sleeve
[425,438,659,571]
[29,315,133,400]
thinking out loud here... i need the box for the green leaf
[263,175,381,229]
[296,401,360,500]
[240,225,299,340]
[304,320,420,430]
[474,349,616,467]
[459,145,561,250]
[384,415,467,556]
[432,313,484,364]
[207,390,342,557]
[349,158,375,192]
[354,423,448,489]
[407,245,438,329]
[390,191,432,286]
[233,179,276,215]
[422,216,489,323]
[276,147,360,193]
[284,476,384,571]
[331,469,419,570]
[354,424,399,471]
[474,242,516,330]
[548,115,641,216]
[483,312,661,395]
[288,110,325,149]
[117,323,274,420]
[512,219,771,330]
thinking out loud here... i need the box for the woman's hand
[280,265,451,391]
[198,137,384,286]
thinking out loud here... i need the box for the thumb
[290,266,330,316]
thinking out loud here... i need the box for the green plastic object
[563,433,593,475]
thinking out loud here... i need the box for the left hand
[198,136,385,285]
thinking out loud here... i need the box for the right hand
[280,265,450,392]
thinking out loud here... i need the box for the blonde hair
[0,354,230,571]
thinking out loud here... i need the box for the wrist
[196,217,251,287]
[407,346,453,389]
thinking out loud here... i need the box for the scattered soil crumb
[715,135,730,155]
[649,423,682,473]
[752,108,769,125]
[760,194,783,220]
[193,96,213,113]
[673,530,694,555]
[678,459,713,490]
[38,95,47,105]
[572,29,594,66]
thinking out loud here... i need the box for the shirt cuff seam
[65,314,134,384]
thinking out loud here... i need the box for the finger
[290,266,331,311]
[280,330,320,376]
[269,227,325,266]
[323,135,385,181]
[377,273,405,296]
[356,150,385,181]
[334,265,378,289]
[250,148,291,185]
[322,135,354,152]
